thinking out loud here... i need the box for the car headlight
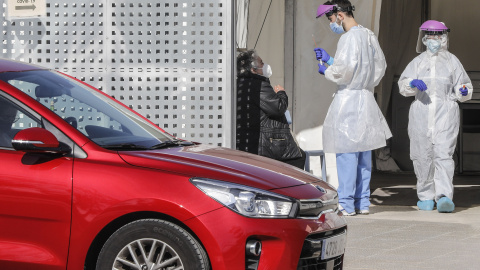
[191,178,298,218]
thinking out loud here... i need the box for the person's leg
[433,144,455,200]
[354,150,371,212]
[407,105,435,210]
[433,116,458,213]
[336,152,359,214]
[410,135,435,209]
[413,158,435,210]
[415,161,435,200]
[282,148,306,169]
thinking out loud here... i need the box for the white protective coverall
[323,25,391,154]
[398,36,473,202]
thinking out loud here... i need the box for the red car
[0,58,347,270]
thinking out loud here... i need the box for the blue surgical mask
[426,39,441,54]
[330,16,345,34]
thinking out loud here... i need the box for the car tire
[95,219,210,270]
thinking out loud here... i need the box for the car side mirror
[12,127,71,155]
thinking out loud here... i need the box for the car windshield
[0,69,179,149]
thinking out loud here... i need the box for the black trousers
[282,148,306,170]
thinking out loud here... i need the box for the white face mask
[262,63,272,78]
[424,38,441,54]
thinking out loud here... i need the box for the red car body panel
[0,149,72,269]
[65,146,338,270]
[121,146,318,187]
[67,150,222,269]
[120,146,328,199]
[0,59,347,270]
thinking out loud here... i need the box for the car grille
[297,255,343,270]
[297,227,346,270]
[298,196,338,218]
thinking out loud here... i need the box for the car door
[0,95,72,270]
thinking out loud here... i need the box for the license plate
[321,232,346,260]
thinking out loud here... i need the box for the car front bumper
[185,206,347,270]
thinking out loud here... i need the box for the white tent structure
[236,0,249,49]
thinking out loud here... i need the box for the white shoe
[341,210,356,216]
[339,205,356,216]
[355,209,369,215]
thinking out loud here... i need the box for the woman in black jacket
[236,49,306,169]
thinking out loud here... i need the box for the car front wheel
[96,219,210,270]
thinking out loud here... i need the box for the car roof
[0,58,46,73]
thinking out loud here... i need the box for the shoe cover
[437,197,455,213]
[417,200,434,211]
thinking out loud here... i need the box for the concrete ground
[342,171,480,270]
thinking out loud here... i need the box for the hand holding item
[460,85,468,96]
[318,63,327,75]
[410,79,427,91]
[314,48,331,63]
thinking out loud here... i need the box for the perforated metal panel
[1,0,234,147]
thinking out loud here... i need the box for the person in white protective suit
[398,20,473,213]
[314,0,391,216]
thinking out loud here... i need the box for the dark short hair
[237,49,259,76]
[324,0,354,18]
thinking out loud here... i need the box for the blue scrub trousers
[336,151,372,213]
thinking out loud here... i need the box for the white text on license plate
[321,232,346,260]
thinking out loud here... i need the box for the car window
[8,79,124,137]
[0,96,41,148]
[0,70,174,149]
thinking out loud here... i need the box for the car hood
[119,144,332,199]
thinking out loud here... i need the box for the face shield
[316,5,336,19]
[416,20,450,53]
[315,4,355,19]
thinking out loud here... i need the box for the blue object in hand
[285,110,292,125]
[410,79,427,91]
[318,63,327,75]
[460,86,468,96]
[314,48,331,63]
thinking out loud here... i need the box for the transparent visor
[416,30,448,53]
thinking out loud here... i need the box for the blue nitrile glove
[410,79,427,91]
[460,86,468,96]
[314,48,333,65]
[318,63,327,75]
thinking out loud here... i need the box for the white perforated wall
[1,0,234,147]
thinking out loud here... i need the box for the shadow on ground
[370,171,480,208]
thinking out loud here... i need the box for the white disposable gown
[323,25,391,153]
[398,36,473,201]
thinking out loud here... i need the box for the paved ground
[342,171,480,270]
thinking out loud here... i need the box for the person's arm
[259,81,288,117]
[450,54,473,103]
[324,34,358,85]
[371,34,387,87]
[398,58,421,97]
